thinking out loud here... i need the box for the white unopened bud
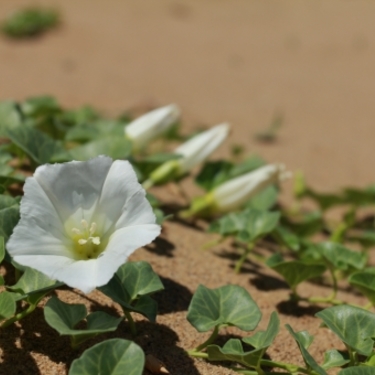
[212,164,289,213]
[125,104,180,150]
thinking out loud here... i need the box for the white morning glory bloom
[143,123,230,189]
[6,156,161,294]
[125,104,180,150]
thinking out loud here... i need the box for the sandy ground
[1,1,375,374]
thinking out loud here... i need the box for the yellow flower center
[71,219,105,260]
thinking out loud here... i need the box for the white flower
[211,164,289,213]
[144,123,230,188]
[6,156,161,294]
[125,104,180,150]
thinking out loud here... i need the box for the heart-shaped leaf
[69,339,144,375]
[322,349,349,370]
[6,125,64,165]
[0,101,22,136]
[286,324,327,375]
[99,261,164,322]
[187,284,261,332]
[0,195,19,241]
[311,242,366,271]
[349,269,375,305]
[272,226,300,252]
[44,297,122,347]
[246,185,278,211]
[8,267,59,304]
[206,338,265,369]
[339,368,375,375]
[242,311,280,349]
[0,291,17,320]
[67,135,132,161]
[316,305,375,356]
[266,255,326,290]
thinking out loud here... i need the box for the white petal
[33,156,113,223]
[175,123,229,173]
[114,190,157,231]
[213,164,282,212]
[125,104,180,149]
[95,160,145,234]
[13,223,160,294]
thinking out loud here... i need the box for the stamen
[81,219,88,229]
[91,237,101,245]
[72,228,81,235]
[89,222,97,235]
[78,239,87,245]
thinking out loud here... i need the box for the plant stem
[0,303,37,328]
[123,309,137,336]
[260,359,310,374]
[234,243,254,274]
[191,325,221,353]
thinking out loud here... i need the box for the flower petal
[96,160,145,234]
[175,123,229,173]
[33,156,113,223]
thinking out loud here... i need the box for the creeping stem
[0,303,37,328]
[188,324,221,354]
[235,242,254,274]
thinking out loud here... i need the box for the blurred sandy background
[1,0,375,191]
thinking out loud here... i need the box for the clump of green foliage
[2,7,59,39]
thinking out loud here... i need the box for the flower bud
[212,164,289,213]
[125,104,180,150]
[144,123,230,188]
[181,164,290,218]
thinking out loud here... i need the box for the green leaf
[242,311,280,349]
[98,261,164,322]
[206,338,266,369]
[343,185,375,206]
[6,125,64,165]
[67,135,132,161]
[0,101,22,136]
[7,267,60,304]
[44,297,122,347]
[209,208,280,243]
[0,195,19,241]
[0,291,16,319]
[272,226,300,252]
[64,120,125,142]
[309,242,367,271]
[339,368,375,375]
[286,325,327,375]
[349,269,375,305]
[283,211,323,237]
[2,7,59,38]
[0,236,4,263]
[266,255,326,290]
[187,284,261,332]
[237,210,280,243]
[322,349,349,370]
[316,305,375,356]
[246,185,278,211]
[69,339,144,375]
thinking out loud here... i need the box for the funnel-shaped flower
[125,104,180,150]
[7,156,160,294]
[144,123,230,188]
[182,164,289,217]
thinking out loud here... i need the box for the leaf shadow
[276,300,322,317]
[250,273,290,291]
[144,236,176,258]
[153,276,193,314]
